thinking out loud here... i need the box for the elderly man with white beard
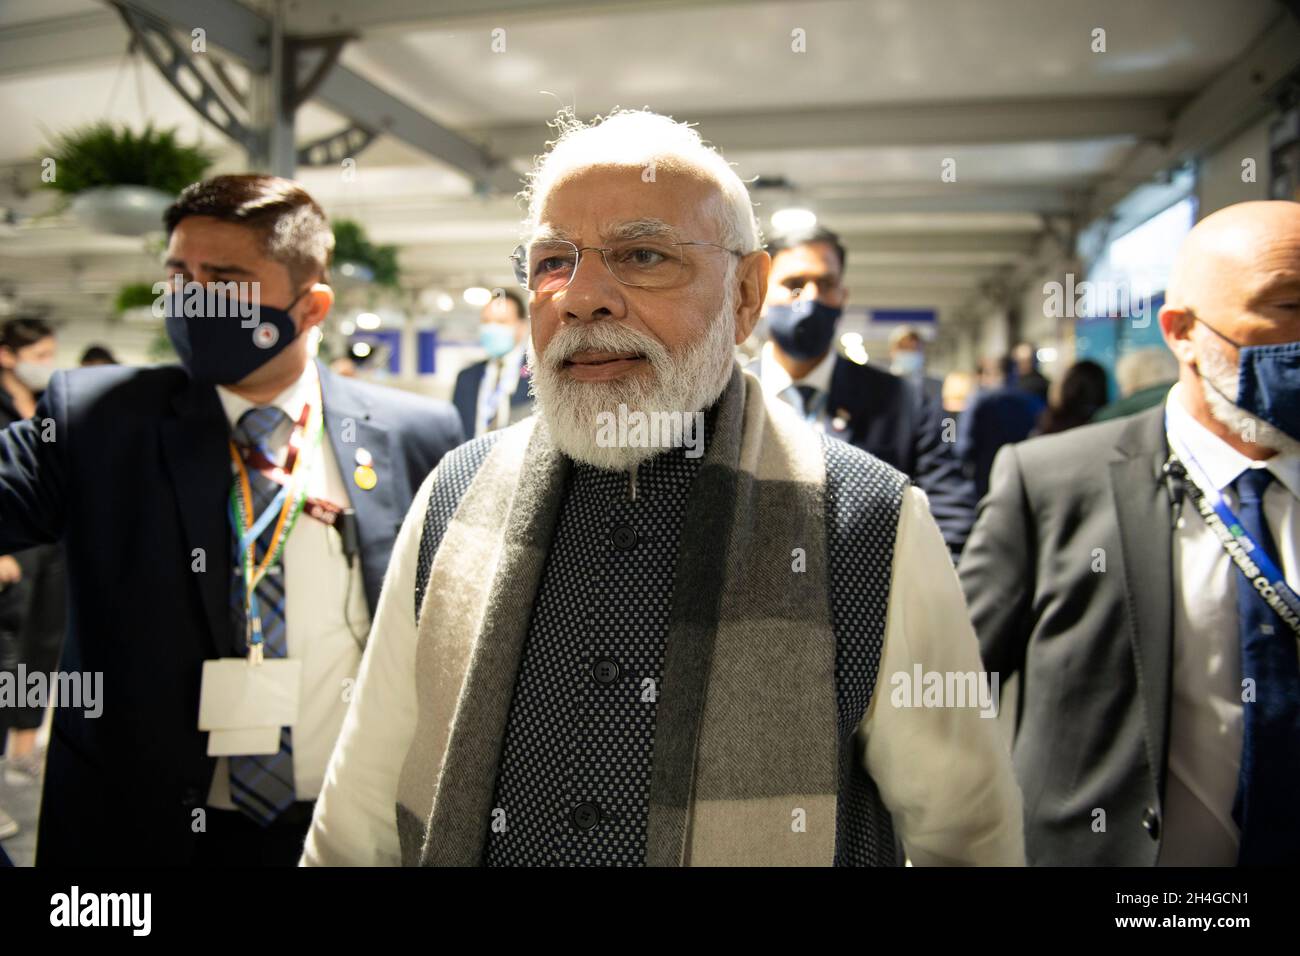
[302,109,1023,867]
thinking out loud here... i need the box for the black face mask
[765,298,842,361]
[166,285,307,385]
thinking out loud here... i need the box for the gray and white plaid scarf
[397,366,899,865]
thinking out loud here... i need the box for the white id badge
[198,658,301,734]
[207,726,282,757]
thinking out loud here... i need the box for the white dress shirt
[302,471,1024,865]
[758,340,837,429]
[208,360,370,808]
[475,345,527,437]
[1162,383,1300,864]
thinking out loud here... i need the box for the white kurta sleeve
[300,471,434,866]
[861,486,1025,866]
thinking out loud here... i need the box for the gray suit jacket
[958,404,1173,865]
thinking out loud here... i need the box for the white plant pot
[71,185,173,236]
[119,305,160,325]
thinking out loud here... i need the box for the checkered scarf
[396,365,884,865]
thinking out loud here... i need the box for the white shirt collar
[759,340,837,399]
[216,359,318,436]
[1165,381,1300,500]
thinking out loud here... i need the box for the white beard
[1198,338,1300,457]
[528,284,738,471]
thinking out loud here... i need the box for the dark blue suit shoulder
[52,363,190,422]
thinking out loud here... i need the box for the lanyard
[228,388,325,663]
[238,443,349,528]
[1166,425,1300,638]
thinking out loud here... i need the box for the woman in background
[1034,358,1109,436]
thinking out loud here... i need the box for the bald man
[959,200,1300,866]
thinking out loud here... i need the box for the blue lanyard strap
[234,481,292,556]
[1166,433,1300,637]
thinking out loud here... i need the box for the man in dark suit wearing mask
[747,226,976,559]
[959,200,1300,865]
[451,288,532,439]
[0,174,462,865]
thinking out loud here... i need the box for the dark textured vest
[415,432,905,865]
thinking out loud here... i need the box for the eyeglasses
[510,238,742,292]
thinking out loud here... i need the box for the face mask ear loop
[284,285,312,315]
[1191,311,1244,350]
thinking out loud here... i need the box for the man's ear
[1159,303,1196,367]
[299,283,334,332]
[733,250,771,344]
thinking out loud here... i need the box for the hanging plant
[39,123,213,236]
[332,219,401,288]
[113,282,158,314]
[41,123,212,197]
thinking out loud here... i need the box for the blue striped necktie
[1230,467,1300,864]
[228,405,297,827]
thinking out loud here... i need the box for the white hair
[522,108,763,254]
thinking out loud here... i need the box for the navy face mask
[766,298,842,361]
[166,285,306,385]
[1197,317,1300,442]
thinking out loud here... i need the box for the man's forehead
[772,241,840,276]
[531,217,688,244]
[533,166,720,242]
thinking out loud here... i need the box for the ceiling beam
[281,0,756,36]
[0,9,124,77]
[467,97,1176,156]
[1089,11,1300,217]
[109,0,519,191]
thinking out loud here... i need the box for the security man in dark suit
[451,287,533,439]
[0,175,462,866]
[959,200,1300,865]
[748,226,976,559]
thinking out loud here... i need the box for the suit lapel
[159,375,236,657]
[319,362,400,615]
[1108,405,1175,797]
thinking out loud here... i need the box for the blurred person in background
[1093,346,1180,422]
[888,325,929,387]
[957,354,1046,500]
[1034,359,1109,435]
[749,226,974,557]
[78,344,118,367]
[942,370,977,415]
[328,355,357,378]
[1011,342,1051,403]
[0,318,68,838]
[452,287,532,439]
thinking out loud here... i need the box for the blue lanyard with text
[1166,418,1300,636]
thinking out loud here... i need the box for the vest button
[570,801,600,831]
[610,524,638,551]
[1141,806,1160,841]
[591,658,620,685]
